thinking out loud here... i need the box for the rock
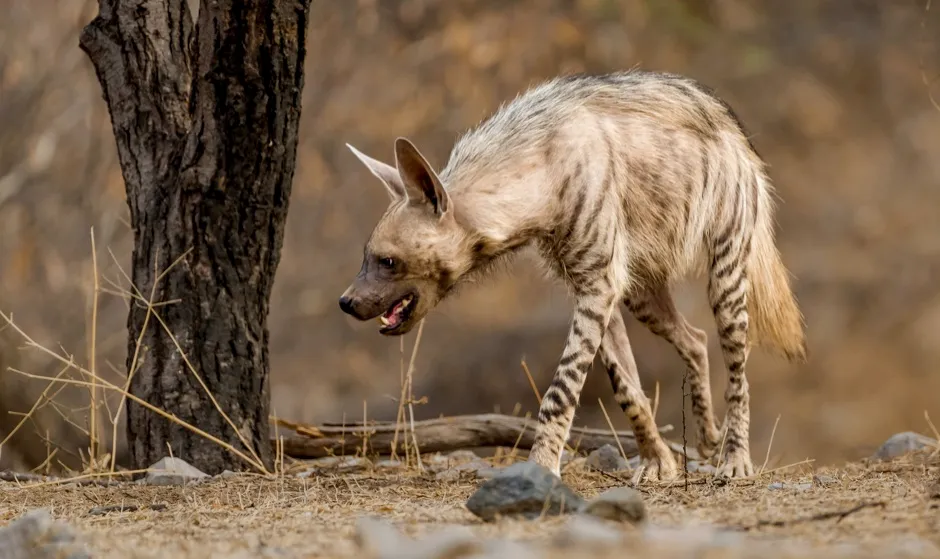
[767,481,812,491]
[871,431,937,461]
[0,508,90,559]
[465,462,585,521]
[584,444,629,473]
[218,469,239,479]
[579,486,646,524]
[475,466,502,479]
[143,457,209,486]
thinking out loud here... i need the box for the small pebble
[585,444,629,473]
[143,457,209,486]
[871,431,937,461]
[579,486,646,524]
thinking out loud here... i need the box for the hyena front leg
[529,288,618,476]
[626,285,722,459]
[708,233,754,478]
[599,307,679,483]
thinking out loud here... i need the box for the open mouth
[377,293,415,334]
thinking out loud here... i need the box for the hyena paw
[716,447,753,479]
[697,424,722,459]
[631,442,679,484]
[527,448,562,477]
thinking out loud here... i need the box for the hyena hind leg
[599,308,679,483]
[626,285,722,459]
[707,236,755,479]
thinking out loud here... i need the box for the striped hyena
[338,70,807,481]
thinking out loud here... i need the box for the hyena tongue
[378,302,403,328]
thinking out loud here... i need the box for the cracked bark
[80,0,312,474]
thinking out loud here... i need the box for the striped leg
[599,307,678,482]
[708,234,754,478]
[626,285,722,459]
[529,289,618,476]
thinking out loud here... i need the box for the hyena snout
[338,285,372,321]
[338,293,356,316]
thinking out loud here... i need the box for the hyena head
[339,137,470,336]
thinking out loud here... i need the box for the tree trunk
[79,0,311,475]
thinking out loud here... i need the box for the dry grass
[1,451,938,558]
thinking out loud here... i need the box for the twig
[88,226,100,465]
[597,398,628,465]
[520,359,542,405]
[106,250,266,472]
[404,319,426,470]
[4,367,266,473]
[742,501,886,531]
[681,367,689,490]
[759,414,781,475]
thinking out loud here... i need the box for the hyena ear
[346,143,407,201]
[394,137,451,218]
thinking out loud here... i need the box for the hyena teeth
[379,316,390,326]
[401,296,412,308]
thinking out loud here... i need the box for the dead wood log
[272,413,699,460]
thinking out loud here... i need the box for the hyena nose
[338,295,356,316]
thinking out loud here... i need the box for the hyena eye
[378,257,395,269]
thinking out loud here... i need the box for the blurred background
[1,0,939,473]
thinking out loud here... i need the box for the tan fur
[746,178,808,362]
[340,69,807,482]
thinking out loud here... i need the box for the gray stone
[584,444,629,473]
[144,457,209,486]
[0,508,89,559]
[871,431,937,461]
[579,486,646,524]
[465,461,585,521]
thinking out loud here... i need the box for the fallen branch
[272,413,695,460]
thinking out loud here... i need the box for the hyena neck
[447,166,551,277]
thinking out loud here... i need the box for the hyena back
[339,70,807,481]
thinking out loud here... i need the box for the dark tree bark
[79,0,311,474]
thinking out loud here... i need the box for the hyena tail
[746,176,807,363]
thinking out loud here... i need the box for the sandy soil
[1,450,938,559]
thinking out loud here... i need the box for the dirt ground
[1,450,938,559]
